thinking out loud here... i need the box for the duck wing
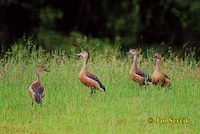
[86,72,105,91]
[163,73,170,79]
[31,82,45,103]
[136,70,152,82]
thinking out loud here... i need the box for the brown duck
[128,49,152,85]
[152,53,170,87]
[29,65,49,106]
[76,51,105,96]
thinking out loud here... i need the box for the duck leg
[93,90,96,95]
[91,89,94,95]
[40,102,42,107]
[31,101,34,107]
[89,89,95,96]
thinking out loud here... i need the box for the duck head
[36,65,49,75]
[153,53,162,60]
[128,49,139,58]
[76,51,89,59]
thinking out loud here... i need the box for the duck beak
[76,53,81,56]
[153,55,157,59]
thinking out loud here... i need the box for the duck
[152,53,170,87]
[76,51,105,96]
[29,65,49,106]
[128,49,152,85]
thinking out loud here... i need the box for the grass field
[0,46,199,134]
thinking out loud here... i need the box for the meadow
[0,43,200,134]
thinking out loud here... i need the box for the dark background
[0,0,200,57]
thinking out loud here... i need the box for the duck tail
[144,73,152,85]
[34,94,42,104]
[147,75,152,82]
[102,86,106,92]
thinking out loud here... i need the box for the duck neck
[81,57,88,74]
[133,55,138,69]
[130,55,138,73]
[36,72,40,82]
[155,59,161,71]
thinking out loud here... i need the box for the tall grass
[0,40,199,134]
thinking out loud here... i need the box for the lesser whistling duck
[152,53,170,87]
[76,51,105,95]
[29,65,49,106]
[128,49,152,85]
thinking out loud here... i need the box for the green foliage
[98,0,141,46]
[0,42,200,133]
[39,7,63,29]
[170,0,200,31]
[1,0,200,57]
[36,30,72,52]
[34,31,121,55]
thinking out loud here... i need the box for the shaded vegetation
[1,0,200,58]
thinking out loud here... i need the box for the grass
[0,45,199,134]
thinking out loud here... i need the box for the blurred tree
[87,0,140,47]
[0,0,200,56]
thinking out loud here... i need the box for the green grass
[0,48,199,134]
